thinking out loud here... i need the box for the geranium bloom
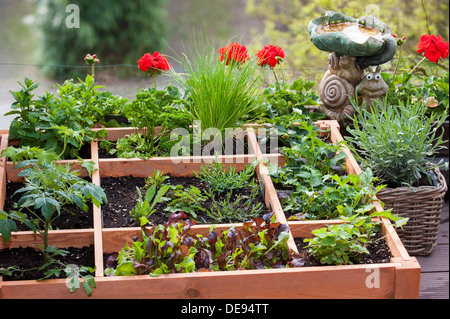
[137,51,171,76]
[84,53,100,65]
[256,45,285,68]
[417,34,449,63]
[218,43,250,65]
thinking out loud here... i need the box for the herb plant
[205,179,265,223]
[346,98,447,187]
[164,185,208,219]
[268,116,386,220]
[194,158,256,194]
[169,36,263,138]
[103,86,191,159]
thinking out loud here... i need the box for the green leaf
[114,261,136,276]
[0,219,17,243]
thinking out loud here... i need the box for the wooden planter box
[0,123,421,299]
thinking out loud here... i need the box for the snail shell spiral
[319,71,355,112]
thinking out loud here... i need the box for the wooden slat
[98,155,257,178]
[0,263,399,299]
[391,257,421,299]
[0,229,94,249]
[0,134,8,210]
[90,140,104,277]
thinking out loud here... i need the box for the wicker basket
[376,166,448,256]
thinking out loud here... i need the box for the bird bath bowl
[308,11,395,58]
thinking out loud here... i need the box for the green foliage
[267,117,386,220]
[106,212,303,276]
[130,185,170,229]
[144,170,170,190]
[0,149,106,296]
[305,210,408,265]
[194,158,255,194]
[169,35,263,136]
[29,0,167,79]
[253,78,324,120]
[205,179,265,223]
[5,77,108,159]
[384,71,449,117]
[104,86,191,159]
[164,185,208,219]
[346,98,448,187]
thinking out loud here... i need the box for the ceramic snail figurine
[356,65,389,110]
[318,52,364,121]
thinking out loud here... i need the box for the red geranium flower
[256,45,285,68]
[218,43,250,65]
[417,34,449,63]
[137,51,172,76]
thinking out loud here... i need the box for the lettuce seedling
[107,213,304,276]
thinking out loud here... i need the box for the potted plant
[345,97,447,256]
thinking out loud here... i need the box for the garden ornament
[356,65,389,110]
[309,11,397,124]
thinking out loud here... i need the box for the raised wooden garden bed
[0,123,421,299]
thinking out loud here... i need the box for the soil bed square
[3,181,94,230]
[100,174,269,228]
[0,245,95,281]
[294,232,392,266]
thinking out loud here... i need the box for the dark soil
[294,232,392,266]
[0,245,95,281]
[100,175,269,227]
[3,181,94,230]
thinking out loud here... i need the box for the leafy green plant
[143,170,170,190]
[305,210,408,265]
[346,98,448,187]
[267,116,386,220]
[0,147,106,295]
[130,185,170,229]
[5,77,107,159]
[282,169,385,220]
[105,212,303,276]
[164,185,208,219]
[104,86,191,159]
[254,78,324,120]
[383,71,449,118]
[169,35,263,137]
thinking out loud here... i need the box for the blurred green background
[0,0,448,129]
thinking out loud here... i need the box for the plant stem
[409,56,427,75]
[43,219,50,264]
[272,68,281,91]
[393,46,403,78]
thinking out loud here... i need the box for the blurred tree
[29,0,167,80]
[246,0,449,81]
